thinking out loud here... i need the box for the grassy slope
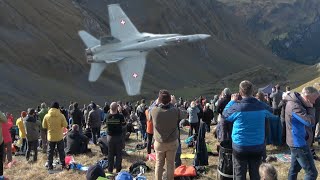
[4,127,320,180]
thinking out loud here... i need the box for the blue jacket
[284,92,315,147]
[223,97,275,152]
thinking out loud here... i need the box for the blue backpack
[115,171,133,180]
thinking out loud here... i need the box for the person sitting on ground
[64,124,89,155]
[259,163,278,180]
[24,108,41,162]
[16,111,28,154]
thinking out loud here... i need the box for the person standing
[24,108,40,162]
[223,80,276,180]
[16,111,28,154]
[42,102,68,170]
[202,103,214,132]
[88,103,102,145]
[0,111,8,180]
[1,112,12,166]
[270,84,283,116]
[70,102,85,134]
[151,90,181,180]
[285,87,319,180]
[187,101,200,137]
[105,102,126,173]
[136,99,148,141]
[38,103,48,153]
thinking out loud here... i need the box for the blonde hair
[259,163,278,180]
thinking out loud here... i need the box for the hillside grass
[4,126,320,180]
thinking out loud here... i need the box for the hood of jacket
[48,108,62,117]
[285,92,309,108]
[25,115,36,123]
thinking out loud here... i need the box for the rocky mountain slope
[217,0,320,64]
[0,0,314,113]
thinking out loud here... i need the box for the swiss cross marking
[133,73,138,78]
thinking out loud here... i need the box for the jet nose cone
[198,34,211,39]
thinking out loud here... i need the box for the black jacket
[64,130,88,155]
[70,108,85,127]
[194,121,208,166]
[202,108,214,124]
[217,96,231,115]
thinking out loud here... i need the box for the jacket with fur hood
[42,108,68,142]
[285,92,315,147]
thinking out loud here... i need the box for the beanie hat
[51,102,60,109]
[158,89,171,105]
[21,111,27,118]
[27,108,35,115]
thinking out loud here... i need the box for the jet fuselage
[86,33,210,63]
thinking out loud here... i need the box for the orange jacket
[146,109,153,134]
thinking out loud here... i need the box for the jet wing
[117,53,147,96]
[108,4,141,41]
[78,31,100,48]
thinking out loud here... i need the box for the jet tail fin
[88,63,107,82]
[78,31,100,48]
[108,4,141,41]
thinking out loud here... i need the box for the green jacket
[38,108,48,129]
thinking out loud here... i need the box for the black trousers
[189,122,199,137]
[0,141,4,176]
[233,150,263,180]
[91,127,100,144]
[147,133,153,154]
[48,140,65,168]
[26,140,38,161]
[107,135,122,173]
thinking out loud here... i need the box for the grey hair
[259,163,278,180]
[302,86,319,96]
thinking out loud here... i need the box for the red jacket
[2,119,13,143]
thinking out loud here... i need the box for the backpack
[115,171,133,180]
[185,136,195,147]
[86,164,105,180]
[129,161,150,176]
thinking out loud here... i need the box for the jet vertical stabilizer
[108,4,141,41]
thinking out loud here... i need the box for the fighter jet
[78,4,210,96]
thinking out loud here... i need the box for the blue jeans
[289,146,318,180]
